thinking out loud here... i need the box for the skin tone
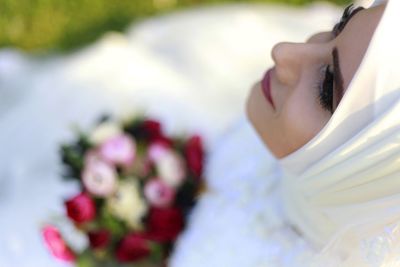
[246,3,387,158]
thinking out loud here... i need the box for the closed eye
[317,5,364,113]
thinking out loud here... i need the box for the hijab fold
[278,0,400,251]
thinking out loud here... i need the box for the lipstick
[261,68,275,109]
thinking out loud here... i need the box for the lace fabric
[169,116,317,267]
[169,115,400,267]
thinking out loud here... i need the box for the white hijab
[278,0,400,257]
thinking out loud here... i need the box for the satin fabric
[278,0,400,254]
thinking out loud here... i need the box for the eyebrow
[332,47,344,107]
[330,6,365,110]
[332,5,365,37]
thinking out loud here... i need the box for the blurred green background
[0,0,351,54]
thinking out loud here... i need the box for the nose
[306,31,334,43]
[271,42,307,87]
[270,33,333,87]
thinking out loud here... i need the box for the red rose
[65,192,96,224]
[146,207,184,243]
[42,225,75,262]
[142,119,173,146]
[88,229,111,249]
[154,135,174,147]
[184,135,204,177]
[116,233,151,263]
[142,119,163,141]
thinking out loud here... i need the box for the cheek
[246,83,283,153]
[246,83,270,133]
[245,82,331,158]
[280,94,331,153]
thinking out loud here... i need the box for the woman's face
[246,3,386,158]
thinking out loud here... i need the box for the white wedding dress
[169,117,400,267]
[169,115,317,267]
[4,3,387,267]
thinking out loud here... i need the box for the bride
[170,0,400,266]
[0,0,397,266]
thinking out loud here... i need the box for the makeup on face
[320,4,364,113]
[259,4,363,114]
[261,68,275,109]
[247,3,385,159]
[332,47,344,110]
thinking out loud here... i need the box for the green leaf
[76,250,95,267]
[148,242,164,263]
[99,206,127,238]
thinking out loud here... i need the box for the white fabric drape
[279,1,400,264]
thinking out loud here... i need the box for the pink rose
[116,233,151,263]
[65,192,96,224]
[99,134,136,168]
[184,135,204,177]
[144,178,176,208]
[148,142,186,188]
[42,225,75,262]
[147,142,169,162]
[82,153,117,197]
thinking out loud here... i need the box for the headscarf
[278,0,400,252]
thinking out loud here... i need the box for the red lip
[261,68,275,109]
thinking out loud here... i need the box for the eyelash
[316,64,334,113]
[316,4,364,113]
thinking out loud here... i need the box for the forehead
[334,5,385,95]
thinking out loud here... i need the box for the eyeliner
[332,47,344,107]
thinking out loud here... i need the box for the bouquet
[42,114,206,266]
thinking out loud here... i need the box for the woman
[170,0,400,266]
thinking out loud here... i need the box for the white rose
[89,121,122,145]
[106,179,148,230]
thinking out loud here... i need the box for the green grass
[0,0,351,54]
